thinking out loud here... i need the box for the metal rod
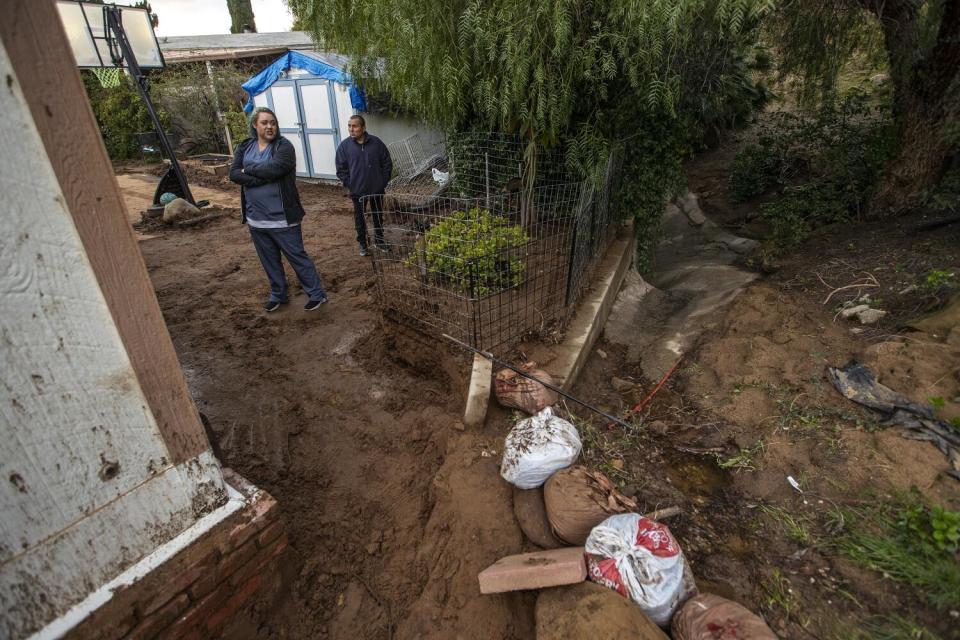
[106,7,195,205]
[441,333,635,430]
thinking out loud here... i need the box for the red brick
[140,551,218,616]
[126,594,189,640]
[217,540,258,579]
[205,574,263,632]
[220,496,278,553]
[187,567,220,601]
[255,521,284,548]
[229,535,288,588]
[478,547,587,594]
[163,581,231,637]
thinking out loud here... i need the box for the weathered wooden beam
[0,0,210,463]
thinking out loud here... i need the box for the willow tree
[772,0,959,215]
[287,0,772,148]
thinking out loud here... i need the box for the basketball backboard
[57,1,164,68]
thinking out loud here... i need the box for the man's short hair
[349,114,366,127]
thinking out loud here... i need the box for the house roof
[158,31,315,63]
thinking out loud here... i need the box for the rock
[647,420,670,435]
[677,191,706,226]
[610,459,624,470]
[611,377,636,393]
[162,197,200,224]
[536,581,669,639]
[840,304,870,319]
[871,73,889,86]
[596,349,608,359]
[451,420,465,431]
[857,308,887,324]
[514,486,564,549]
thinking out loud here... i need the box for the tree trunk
[862,0,960,216]
[227,0,257,34]
[869,93,958,214]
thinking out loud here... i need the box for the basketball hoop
[91,66,123,88]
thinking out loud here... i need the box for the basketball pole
[104,6,196,206]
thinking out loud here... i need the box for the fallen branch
[822,272,880,305]
[643,506,681,521]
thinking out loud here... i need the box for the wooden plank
[0,36,227,638]
[0,0,209,463]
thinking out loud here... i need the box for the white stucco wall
[0,40,225,639]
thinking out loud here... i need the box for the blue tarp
[241,50,367,113]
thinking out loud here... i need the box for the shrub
[730,89,896,245]
[410,207,529,297]
[83,71,169,161]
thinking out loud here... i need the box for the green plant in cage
[409,207,529,297]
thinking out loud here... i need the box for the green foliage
[729,90,896,246]
[149,63,250,154]
[923,270,956,292]
[900,504,960,554]
[289,0,775,266]
[410,208,529,297]
[290,0,772,139]
[223,110,252,149]
[834,500,960,609]
[82,72,168,161]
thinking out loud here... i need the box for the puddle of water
[665,456,728,499]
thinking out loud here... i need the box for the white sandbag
[585,513,696,627]
[500,407,582,489]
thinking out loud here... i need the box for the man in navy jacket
[335,115,393,256]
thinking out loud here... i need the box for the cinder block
[478,547,587,594]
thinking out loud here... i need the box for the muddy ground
[128,145,959,639]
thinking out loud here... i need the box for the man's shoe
[359,246,369,256]
[264,299,288,312]
[304,297,328,311]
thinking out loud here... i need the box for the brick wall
[64,470,289,640]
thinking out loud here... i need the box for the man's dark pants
[249,225,326,303]
[353,194,385,248]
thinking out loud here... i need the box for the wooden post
[0,0,210,464]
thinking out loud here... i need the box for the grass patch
[832,501,960,610]
[761,505,820,546]
[761,568,799,617]
[837,615,945,640]
[716,439,765,472]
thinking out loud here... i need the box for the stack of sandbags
[543,465,637,545]
[672,593,778,639]
[494,363,558,414]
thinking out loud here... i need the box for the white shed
[242,50,443,180]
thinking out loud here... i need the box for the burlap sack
[543,466,636,545]
[672,593,778,639]
[495,363,558,414]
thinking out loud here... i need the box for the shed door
[296,79,340,179]
[257,81,309,177]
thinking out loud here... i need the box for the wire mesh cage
[366,132,624,355]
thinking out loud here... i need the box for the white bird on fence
[432,168,450,185]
